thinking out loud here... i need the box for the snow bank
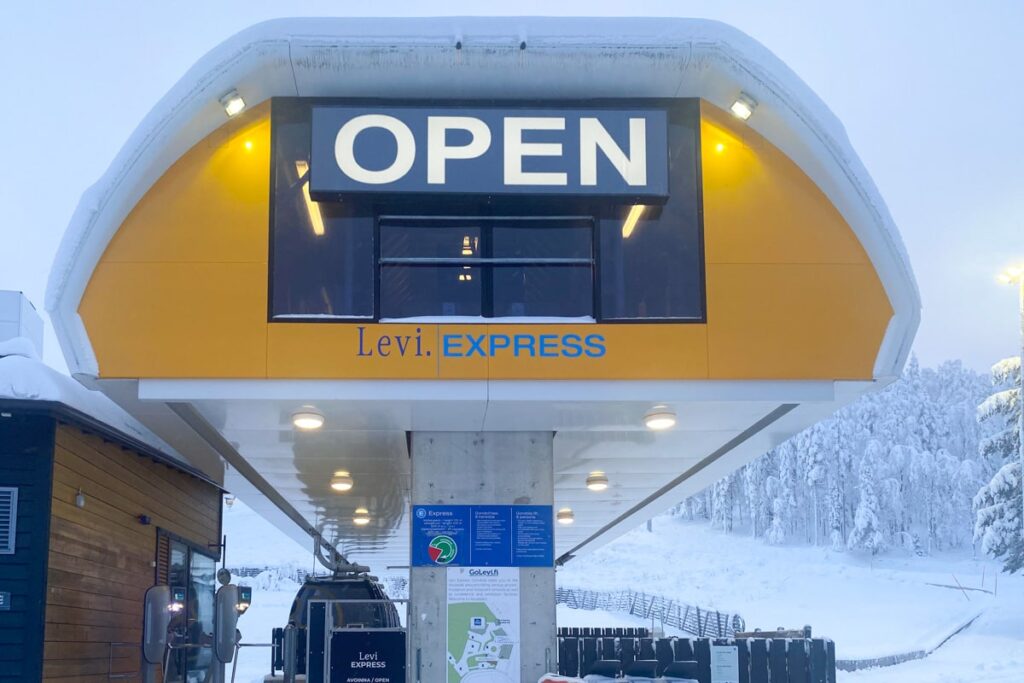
[0,341,183,461]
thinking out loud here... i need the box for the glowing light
[556,508,575,525]
[730,93,757,121]
[295,161,326,237]
[244,140,253,151]
[715,142,725,154]
[586,471,609,492]
[353,507,371,525]
[292,408,325,430]
[644,406,677,431]
[998,265,1024,284]
[622,205,646,238]
[219,90,246,117]
[330,471,354,493]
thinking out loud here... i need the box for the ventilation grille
[0,488,17,554]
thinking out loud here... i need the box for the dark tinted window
[599,105,703,320]
[269,98,703,323]
[379,219,593,319]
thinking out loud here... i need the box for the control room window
[379,218,593,320]
[269,97,704,323]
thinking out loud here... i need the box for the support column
[409,431,556,683]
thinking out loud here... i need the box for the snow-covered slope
[558,517,1008,660]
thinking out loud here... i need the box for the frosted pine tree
[848,442,886,555]
[974,356,1023,573]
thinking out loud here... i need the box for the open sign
[310,105,668,198]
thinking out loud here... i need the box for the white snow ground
[223,502,1023,683]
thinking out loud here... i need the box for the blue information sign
[411,505,553,567]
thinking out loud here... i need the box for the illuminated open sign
[310,105,669,199]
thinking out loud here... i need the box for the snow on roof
[0,337,186,465]
[46,17,920,380]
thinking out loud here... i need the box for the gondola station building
[9,16,923,683]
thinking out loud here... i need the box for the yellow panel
[78,99,893,383]
[706,263,891,379]
[101,106,270,264]
[80,262,268,378]
[268,324,438,379]
[437,325,489,379]
[700,102,869,266]
[484,325,708,380]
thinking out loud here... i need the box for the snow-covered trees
[974,357,1023,573]
[681,357,992,556]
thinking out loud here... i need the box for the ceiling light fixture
[730,93,757,121]
[556,508,575,525]
[330,471,354,493]
[353,507,371,525]
[292,408,325,431]
[644,406,677,431]
[586,471,609,492]
[219,89,246,117]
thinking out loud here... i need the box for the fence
[556,587,745,638]
[558,635,836,683]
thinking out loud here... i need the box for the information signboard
[711,644,740,683]
[329,630,406,683]
[411,505,553,567]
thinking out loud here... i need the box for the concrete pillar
[409,431,556,683]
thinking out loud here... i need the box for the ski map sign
[446,567,520,683]
[411,504,554,567]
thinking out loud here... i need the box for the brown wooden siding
[42,423,220,682]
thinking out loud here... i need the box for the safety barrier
[556,587,745,638]
[558,635,836,683]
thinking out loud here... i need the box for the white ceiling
[92,377,879,571]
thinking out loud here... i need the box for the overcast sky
[1,1,1022,374]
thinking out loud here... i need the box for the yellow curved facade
[79,101,892,381]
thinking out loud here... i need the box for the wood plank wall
[43,423,221,682]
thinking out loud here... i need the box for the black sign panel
[330,630,406,683]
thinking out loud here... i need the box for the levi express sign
[310,106,669,198]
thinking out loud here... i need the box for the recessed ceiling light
[556,508,575,525]
[330,471,353,493]
[353,507,371,526]
[586,471,609,492]
[644,406,677,431]
[730,93,757,121]
[292,408,325,430]
[219,89,246,117]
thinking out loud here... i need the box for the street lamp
[997,264,1024,539]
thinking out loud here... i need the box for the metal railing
[556,587,745,638]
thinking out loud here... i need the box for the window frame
[377,215,597,321]
[267,96,707,325]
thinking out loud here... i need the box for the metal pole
[282,624,298,683]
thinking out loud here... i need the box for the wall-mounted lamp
[730,93,757,121]
[75,489,86,509]
[219,89,246,117]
